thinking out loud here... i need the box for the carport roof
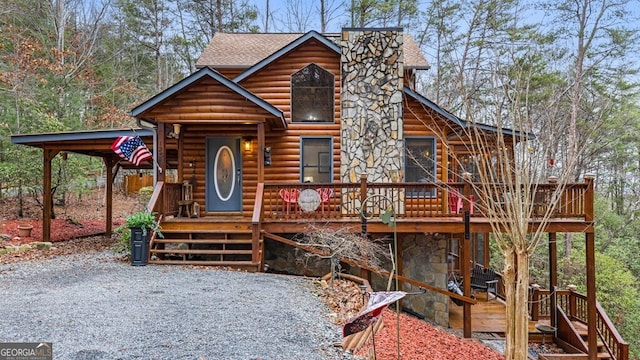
[11,128,154,167]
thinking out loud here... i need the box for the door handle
[237,168,241,185]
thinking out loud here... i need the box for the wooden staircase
[573,321,612,359]
[149,217,261,271]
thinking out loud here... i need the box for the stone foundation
[367,233,449,327]
[263,238,333,277]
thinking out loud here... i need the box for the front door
[206,137,242,212]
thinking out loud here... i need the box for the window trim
[290,63,335,124]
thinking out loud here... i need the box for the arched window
[291,64,334,123]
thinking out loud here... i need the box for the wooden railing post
[568,284,577,320]
[530,284,541,321]
[462,172,472,214]
[360,174,368,207]
[359,174,370,282]
[584,174,595,222]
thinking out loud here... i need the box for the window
[291,64,334,123]
[405,137,436,196]
[301,138,332,183]
[455,154,481,182]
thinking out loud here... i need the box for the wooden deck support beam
[549,232,558,330]
[584,174,597,360]
[462,211,472,338]
[586,231,597,359]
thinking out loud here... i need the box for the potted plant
[17,224,34,238]
[125,211,162,266]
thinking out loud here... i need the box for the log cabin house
[11,28,627,359]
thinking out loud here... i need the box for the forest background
[1,0,640,357]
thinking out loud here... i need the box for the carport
[10,128,154,242]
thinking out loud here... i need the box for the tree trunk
[503,246,530,359]
[503,247,516,358]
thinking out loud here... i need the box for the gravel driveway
[0,251,354,360]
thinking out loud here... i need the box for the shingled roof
[196,31,430,70]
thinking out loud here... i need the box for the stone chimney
[340,28,404,184]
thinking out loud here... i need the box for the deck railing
[529,287,629,360]
[260,176,592,222]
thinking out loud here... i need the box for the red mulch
[0,218,121,245]
[356,309,504,360]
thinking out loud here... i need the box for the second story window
[291,64,334,123]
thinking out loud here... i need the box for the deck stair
[572,321,612,359]
[149,218,260,271]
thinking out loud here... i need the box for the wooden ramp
[149,216,260,271]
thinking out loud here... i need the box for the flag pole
[130,126,162,173]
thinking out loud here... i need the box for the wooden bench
[471,266,499,300]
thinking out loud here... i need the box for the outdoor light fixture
[243,137,253,152]
[168,124,181,139]
[264,146,272,166]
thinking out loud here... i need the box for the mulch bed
[355,309,504,360]
[1,218,121,245]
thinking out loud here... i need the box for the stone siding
[340,29,404,185]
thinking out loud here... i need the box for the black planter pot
[130,227,150,266]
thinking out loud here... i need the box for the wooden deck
[449,292,547,337]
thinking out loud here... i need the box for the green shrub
[124,211,162,237]
[112,225,131,254]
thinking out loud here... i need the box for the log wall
[238,40,342,184]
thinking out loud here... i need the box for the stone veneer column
[340,29,404,184]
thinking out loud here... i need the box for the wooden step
[154,238,252,244]
[150,249,253,255]
[160,229,252,234]
[149,259,259,268]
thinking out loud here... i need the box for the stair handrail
[559,290,628,360]
[146,181,164,213]
[556,305,588,353]
[595,301,629,360]
[146,181,165,255]
[252,183,265,268]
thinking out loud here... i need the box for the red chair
[448,190,462,214]
[316,188,333,214]
[278,188,300,215]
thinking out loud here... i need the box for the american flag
[111,136,152,166]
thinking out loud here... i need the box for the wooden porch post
[586,231,597,360]
[42,148,58,243]
[157,123,166,215]
[549,232,558,329]
[462,211,472,338]
[258,123,265,182]
[584,174,597,359]
[102,156,116,237]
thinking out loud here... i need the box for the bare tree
[317,0,345,33]
[408,38,587,360]
[282,0,313,32]
[296,225,391,286]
